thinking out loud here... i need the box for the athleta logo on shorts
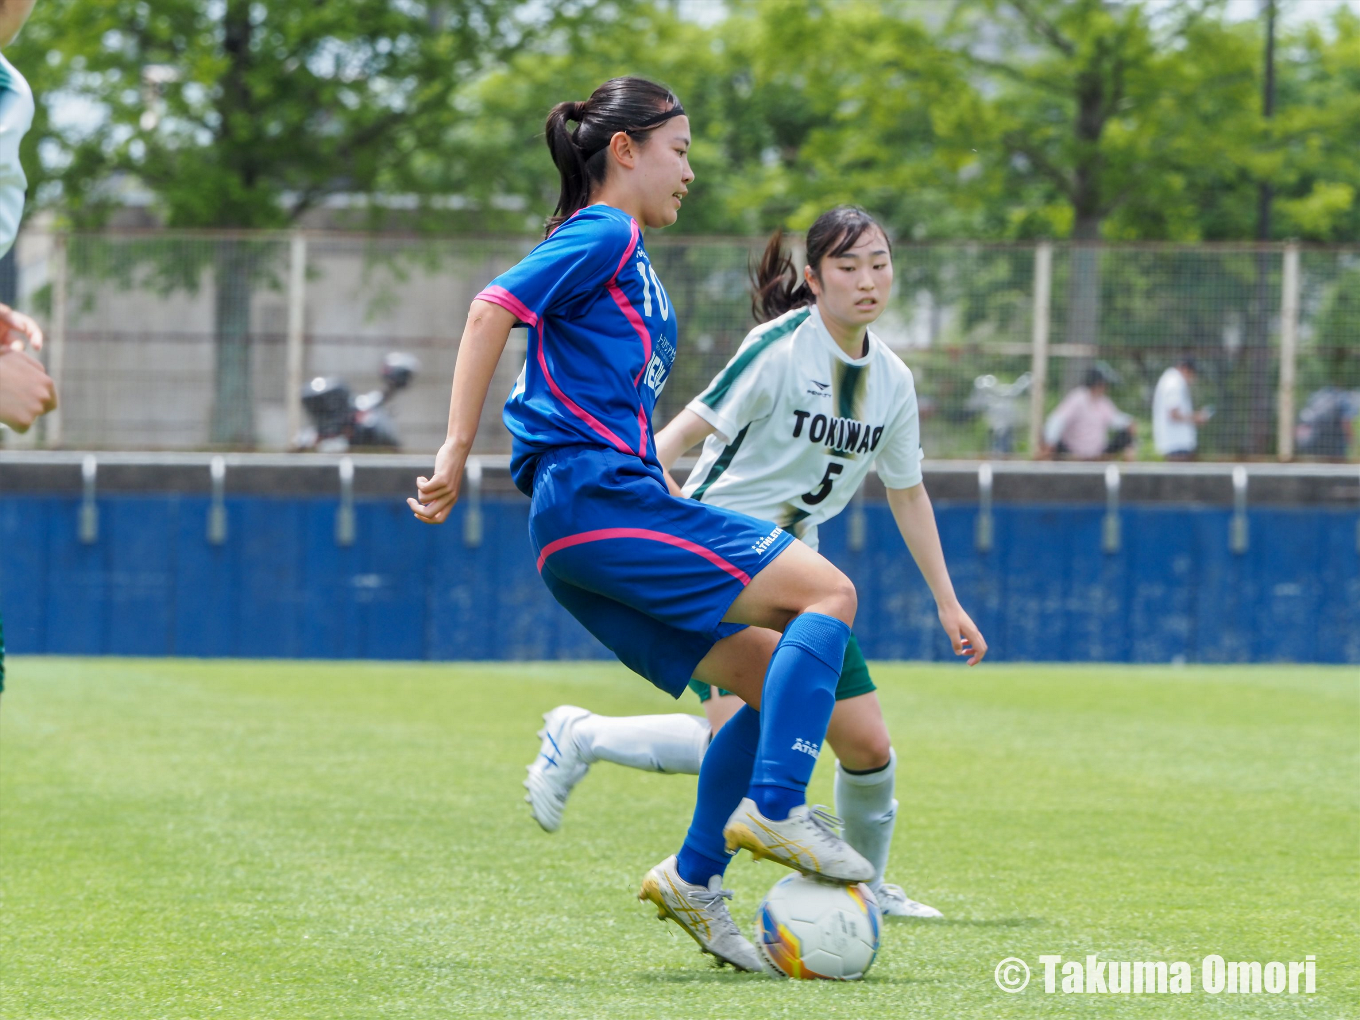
[752,527,783,554]
[791,738,821,758]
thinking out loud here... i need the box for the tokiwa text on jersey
[791,410,885,456]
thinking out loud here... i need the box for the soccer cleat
[523,705,592,832]
[872,882,944,919]
[723,798,875,883]
[638,855,766,973]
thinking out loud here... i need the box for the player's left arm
[655,408,716,496]
[885,483,987,666]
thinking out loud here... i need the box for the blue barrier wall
[1,494,1356,663]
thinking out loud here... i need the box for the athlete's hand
[0,348,57,433]
[408,441,465,524]
[0,303,43,353]
[939,600,987,666]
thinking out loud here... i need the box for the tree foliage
[7,0,524,228]
[9,0,1356,242]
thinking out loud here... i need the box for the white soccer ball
[754,873,881,980]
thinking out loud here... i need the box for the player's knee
[860,733,892,771]
[836,729,891,772]
[820,569,857,625]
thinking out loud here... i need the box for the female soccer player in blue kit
[410,78,886,970]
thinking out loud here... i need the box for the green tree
[9,0,521,444]
[438,1,972,240]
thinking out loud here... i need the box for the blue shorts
[529,445,794,698]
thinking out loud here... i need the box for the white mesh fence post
[285,231,307,450]
[1027,242,1052,458]
[45,232,68,448]
[1276,243,1299,462]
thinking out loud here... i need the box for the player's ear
[803,263,821,298]
[607,131,636,170]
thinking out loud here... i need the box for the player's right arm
[655,408,716,495]
[408,299,517,524]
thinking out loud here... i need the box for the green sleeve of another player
[835,632,875,701]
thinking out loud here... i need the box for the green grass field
[1,658,1356,1019]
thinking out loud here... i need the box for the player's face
[806,229,894,330]
[633,117,694,229]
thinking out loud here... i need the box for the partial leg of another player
[825,692,943,919]
[524,705,710,832]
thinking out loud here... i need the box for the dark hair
[1084,366,1108,388]
[543,77,685,235]
[750,206,891,322]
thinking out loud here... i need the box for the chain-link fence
[9,230,1358,461]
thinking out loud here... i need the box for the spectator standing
[1042,366,1136,460]
[1152,357,1208,461]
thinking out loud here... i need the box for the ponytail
[750,229,814,322]
[543,78,685,236]
[750,206,892,323]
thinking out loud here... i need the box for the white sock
[834,749,898,887]
[571,713,710,774]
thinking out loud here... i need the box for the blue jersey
[476,205,678,494]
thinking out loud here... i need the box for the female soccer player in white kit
[525,206,988,919]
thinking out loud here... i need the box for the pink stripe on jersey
[532,322,633,455]
[611,218,641,283]
[609,281,653,387]
[535,527,753,585]
[476,285,538,327]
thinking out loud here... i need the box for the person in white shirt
[1152,357,1208,460]
[523,206,988,920]
[0,0,52,438]
[0,0,49,707]
[1042,366,1135,460]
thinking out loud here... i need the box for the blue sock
[675,704,760,886]
[750,613,850,821]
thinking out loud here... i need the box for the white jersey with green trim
[0,52,32,258]
[681,304,923,552]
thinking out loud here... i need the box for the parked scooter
[294,352,419,452]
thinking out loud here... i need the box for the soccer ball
[754,873,881,980]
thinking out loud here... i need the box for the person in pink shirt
[1041,367,1136,460]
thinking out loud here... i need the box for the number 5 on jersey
[801,462,843,506]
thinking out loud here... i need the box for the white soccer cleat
[638,855,766,973]
[523,705,591,832]
[723,798,875,883]
[872,882,944,919]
